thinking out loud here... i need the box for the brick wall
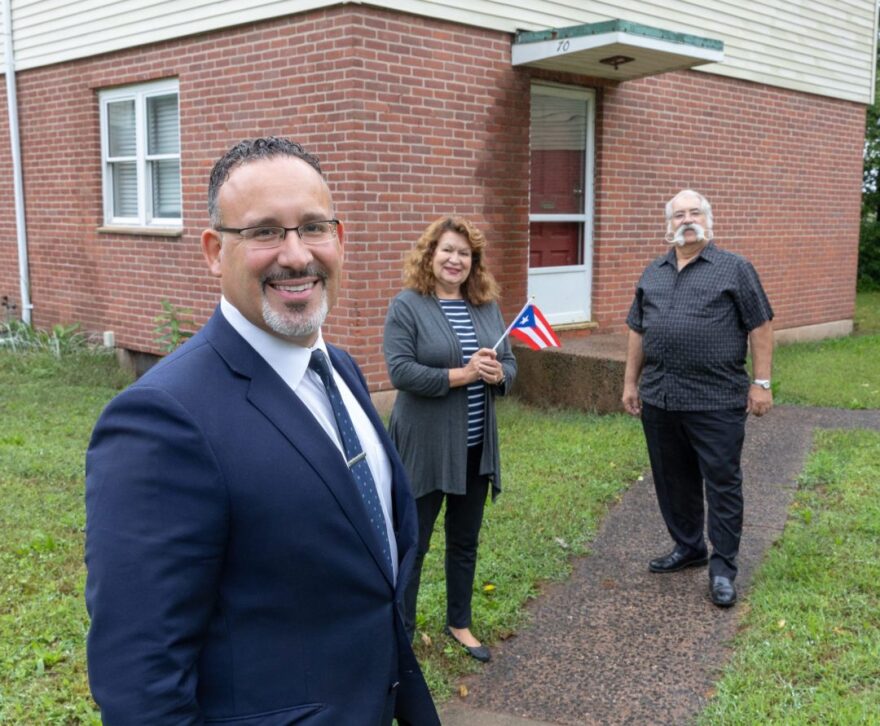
[313,9,530,385]
[0,6,866,389]
[0,6,529,388]
[593,71,865,331]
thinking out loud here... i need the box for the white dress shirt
[220,297,398,581]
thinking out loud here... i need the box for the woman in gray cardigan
[383,216,516,663]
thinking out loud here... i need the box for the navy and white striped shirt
[438,299,485,447]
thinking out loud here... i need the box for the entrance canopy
[512,20,724,81]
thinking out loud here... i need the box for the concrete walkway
[439,406,880,725]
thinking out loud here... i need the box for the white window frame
[99,78,181,228]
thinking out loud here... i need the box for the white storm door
[528,85,595,325]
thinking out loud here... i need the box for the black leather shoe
[649,546,709,573]
[444,625,491,663]
[710,576,737,607]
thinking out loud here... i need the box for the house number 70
[557,40,570,52]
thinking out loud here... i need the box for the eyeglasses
[672,208,705,221]
[215,219,340,248]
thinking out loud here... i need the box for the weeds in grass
[153,300,197,352]
[698,430,880,725]
[0,320,100,357]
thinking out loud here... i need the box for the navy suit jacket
[85,309,439,725]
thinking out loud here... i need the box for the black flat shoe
[710,576,737,607]
[444,625,491,663]
[649,546,709,573]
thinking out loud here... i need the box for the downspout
[2,0,31,325]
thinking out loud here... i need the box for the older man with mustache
[622,189,774,608]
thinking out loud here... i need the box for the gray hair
[665,189,714,239]
[207,137,324,226]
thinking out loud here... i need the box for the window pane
[147,94,179,155]
[529,222,582,268]
[530,94,587,214]
[111,161,138,217]
[151,159,181,218]
[107,101,136,157]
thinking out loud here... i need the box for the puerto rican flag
[509,303,561,350]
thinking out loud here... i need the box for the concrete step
[512,333,627,414]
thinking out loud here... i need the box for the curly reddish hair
[402,216,500,305]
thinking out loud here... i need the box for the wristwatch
[752,379,771,390]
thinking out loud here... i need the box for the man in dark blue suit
[85,137,440,725]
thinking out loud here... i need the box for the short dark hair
[207,137,324,226]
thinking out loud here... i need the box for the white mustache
[666,223,706,247]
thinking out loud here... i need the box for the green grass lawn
[772,289,880,409]
[854,289,880,334]
[1,289,879,721]
[698,430,880,725]
[773,334,880,409]
[0,346,648,721]
[0,351,131,724]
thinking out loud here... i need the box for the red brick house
[1,1,875,390]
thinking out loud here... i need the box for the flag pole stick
[493,297,534,351]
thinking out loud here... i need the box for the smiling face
[201,156,344,347]
[669,192,709,248]
[431,230,473,298]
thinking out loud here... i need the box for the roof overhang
[512,20,724,81]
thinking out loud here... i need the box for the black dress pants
[641,403,747,580]
[403,444,490,639]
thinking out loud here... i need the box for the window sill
[97,225,184,238]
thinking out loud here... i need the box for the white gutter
[2,0,31,325]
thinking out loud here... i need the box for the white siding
[0,6,6,74]
[4,0,878,104]
[9,0,334,69]
[389,0,879,104]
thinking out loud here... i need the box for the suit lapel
[204,311,394,587]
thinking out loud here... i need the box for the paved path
[440,406,880,725]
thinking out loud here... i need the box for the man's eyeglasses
[216,220,340,248]
[672,208,705,221]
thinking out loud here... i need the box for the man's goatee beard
[262,294,329,339]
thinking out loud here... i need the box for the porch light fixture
[599,54,634,70]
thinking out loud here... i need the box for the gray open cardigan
[383,288,517,500]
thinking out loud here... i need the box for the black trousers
[403,445,490,640]
[641,403,747,580]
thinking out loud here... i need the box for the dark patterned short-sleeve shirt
[626,243,773,411]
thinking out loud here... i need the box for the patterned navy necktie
[308,349,393,574]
